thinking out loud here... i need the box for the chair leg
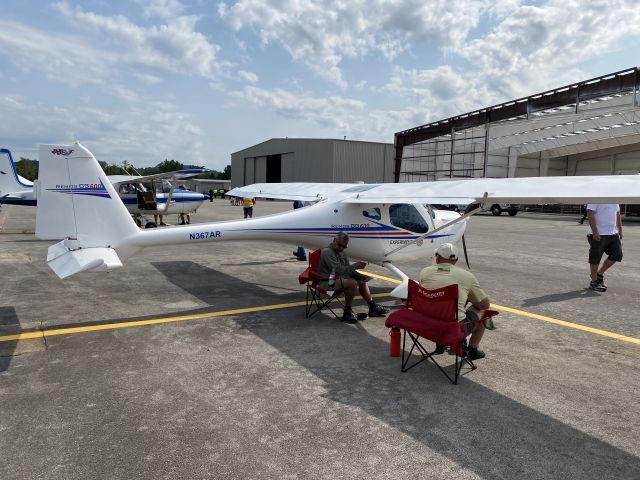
[400,331,429,372]
[305,286,345,320]
[400,331,473,385]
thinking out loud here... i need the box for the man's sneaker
[597,274,608,290]
[368,303,390,317]
[589,280,606,292]
[341,308,358,324]
[467,347,485,360]
[433,344,446,355]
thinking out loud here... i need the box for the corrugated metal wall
[231,139,393,187]
[244,157,255,185]
[255,156,267,183]
[514,143,640,177]
[280,140,334,182]
[332,141,394,183]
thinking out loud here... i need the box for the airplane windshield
[389,204,429,233]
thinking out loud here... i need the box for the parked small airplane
[0,147,210,227]
[0,148,35,205]
[35,143,639,291]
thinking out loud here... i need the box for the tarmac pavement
[0,200,638,479]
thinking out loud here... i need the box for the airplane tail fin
[36,143,140,278]
[0,148,33,195]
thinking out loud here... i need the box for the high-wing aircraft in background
[0,147,210,227]
[34,143,640,295]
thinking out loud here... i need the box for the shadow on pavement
[0,306,20,372]
[522,288,602,306]
[153,260,639,480]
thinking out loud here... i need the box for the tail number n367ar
[190,231,222,240]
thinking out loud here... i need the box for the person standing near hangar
[586,204,623,292]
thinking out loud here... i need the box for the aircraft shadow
[523,289,602,306]
[0,306,20,372]
[151,260,639,480]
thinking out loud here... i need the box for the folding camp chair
[385,280,499,384]
[298,249,346,319]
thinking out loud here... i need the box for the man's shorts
[462,309,480,334]
[316,274,367,291]
[588,234,623,264]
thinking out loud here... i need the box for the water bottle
[327,269,336,296]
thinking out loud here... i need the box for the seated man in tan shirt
[419,243,491,360]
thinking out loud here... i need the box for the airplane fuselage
[119,190,207,216]
[123,200,466,264]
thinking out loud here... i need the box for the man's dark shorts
[588,234,623,264]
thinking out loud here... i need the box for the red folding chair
[386,280,499,384]
[298,249,347,319]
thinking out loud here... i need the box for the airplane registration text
[189,231,222,240]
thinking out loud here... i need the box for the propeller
[462,234,471,269]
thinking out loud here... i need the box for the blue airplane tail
[0,148,35,202]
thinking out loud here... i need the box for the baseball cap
[436,243,458,260]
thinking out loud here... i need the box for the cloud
[380,0,640,126]
[137,0,185,19]
[238,70,258,83]
[134,73,163,85]
[229,85,414,139]
[0,19,116,87]
[0,94,207,167]
[55,2,223,78]
[218,0,495,87]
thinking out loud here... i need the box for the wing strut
[383,192,488,258]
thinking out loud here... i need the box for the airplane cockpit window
[362,207,381,220]
[389,204,429,233]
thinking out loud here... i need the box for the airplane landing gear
[132,213,156,229]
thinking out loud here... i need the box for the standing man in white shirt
[586,204,623,292]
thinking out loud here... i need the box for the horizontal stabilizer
[47,240,123,279]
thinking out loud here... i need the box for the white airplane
[0,148,36,206]
[35,143,639,290]
[108,173,210,227]
[0,147,210,226]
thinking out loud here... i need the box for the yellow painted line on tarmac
[491,304,640,345]
[0,293,389,343]
[356,270,402,284]
[0,266,636,345]
[357,269,640,345]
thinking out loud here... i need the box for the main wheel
[508,210,518,216]
[145,222,157,228]
[491,205,502,216]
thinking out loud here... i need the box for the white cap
[436,243,458,260]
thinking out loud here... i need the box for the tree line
[14,157,231,181]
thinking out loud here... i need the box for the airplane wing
[230,175,640,205]
[338,175,640,204]
[227,182,362,201]
[108,169,211,186]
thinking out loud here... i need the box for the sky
[0,0,639,171]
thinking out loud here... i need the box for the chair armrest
[386,308,468,356]
[298,268,311,285]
